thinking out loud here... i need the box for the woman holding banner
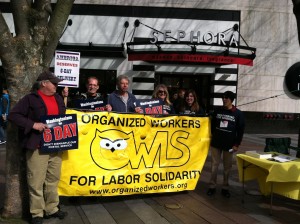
[152,84,175,115]
[177,89,205,115]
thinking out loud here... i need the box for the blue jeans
[0,125,5,141]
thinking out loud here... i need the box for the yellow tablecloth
[236,154,300,200]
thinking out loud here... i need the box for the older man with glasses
[8,71,67,224]
[80,76,102,100]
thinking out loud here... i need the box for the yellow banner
[58,109,211,196]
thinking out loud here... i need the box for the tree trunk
[293,0,300,45]
[0,0,75,219]
[2,124,29,219]
[2,66,44,219]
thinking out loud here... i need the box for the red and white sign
[55,51,80,87]
[128,53,253,66]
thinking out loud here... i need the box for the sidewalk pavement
[1,134,300,223]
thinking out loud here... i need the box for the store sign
[150,30,238,46]
[127,23,255,66]
[128,53,253,66]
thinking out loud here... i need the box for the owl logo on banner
[90,129,135,170]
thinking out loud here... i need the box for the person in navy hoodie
[207,91,245,198]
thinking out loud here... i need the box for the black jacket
[8,91,66,150]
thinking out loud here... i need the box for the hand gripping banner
[58,110,211,196]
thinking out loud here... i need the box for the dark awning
[56,43,126,58]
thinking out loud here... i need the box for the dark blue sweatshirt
[210,105,245,151]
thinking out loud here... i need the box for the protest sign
[40,114,78,153]
[55,50,80,87]
[139,99,164,114]
[73,98,107,111]
[58,110,210,196]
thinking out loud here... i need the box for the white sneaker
[0,140,6,144]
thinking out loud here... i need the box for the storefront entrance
[156,73,211,113]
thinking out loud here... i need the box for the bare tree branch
[42,0,74,67]
[29,0,51,47]
[1,0,74,219]
[0,12,15,68]
[11,0,30,37]
[26,0,33,6]
[292,0,300,45]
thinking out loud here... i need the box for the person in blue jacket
[107,75,141,113]
[207,91,245,198]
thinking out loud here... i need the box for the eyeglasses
[88,84,98,86]
[158,90,167,94]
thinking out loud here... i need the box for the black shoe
[31,217,43,224]
[207,188,216,196]
[221,189,231,198]
[44,210,68,220]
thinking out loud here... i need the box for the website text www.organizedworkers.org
[89,182,188,195]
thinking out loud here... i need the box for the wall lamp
[156,44,161,51]
[223,48,229,56]
[60,19,73,39]
[191,45,197,52]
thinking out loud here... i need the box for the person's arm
[60,87,69,107]
[210,110,217,134]
[197,106,206,116]
[8,95,47,134]
[133,99,143,113]
[106,93,113,111]
[234,110,246,147]
[168,104,176,114]
[1,96,8,121]
[105,104,112,111]
[130,94,141,113]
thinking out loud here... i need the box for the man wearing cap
[8,71,67,224]
[207,91,245,198]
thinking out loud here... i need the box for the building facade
[1,0,300,133]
